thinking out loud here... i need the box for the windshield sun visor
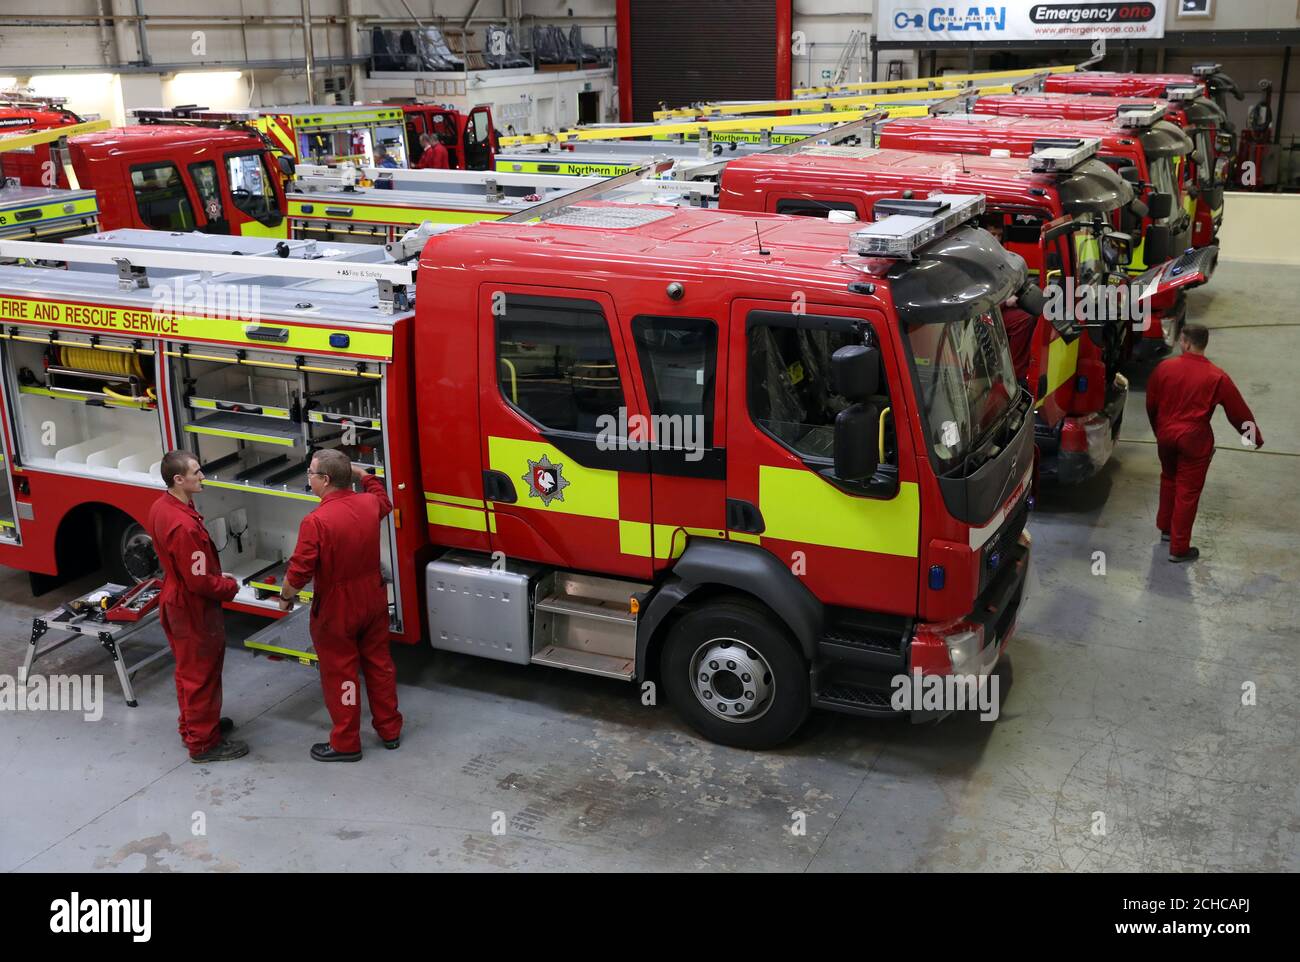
[885,226,1028,327]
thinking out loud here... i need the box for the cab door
[625,311,728,570]
[188,160,231,234]
[1035,215,1081,407]
[463,106,495,171]
[727,300,919,616]
[479,285,654,581]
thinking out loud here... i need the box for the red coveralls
[146,494,239,755]
[1001,305,1037,386]
[285,474,402,753]
[1146,353,1261,555]
[417,142,450,169]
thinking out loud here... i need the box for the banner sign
[876,1,1167,42]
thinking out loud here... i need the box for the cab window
[130,163,196,231]
[225,153,278,222]
[631,316,718,450]
[774,198,858,218]
[496,296,625,434]
[188,161,226,227]
[747,312,894,467]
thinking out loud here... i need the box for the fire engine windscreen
[1148,157,1181,223]
[1193,128,1217,187]
[906,308,1018,473]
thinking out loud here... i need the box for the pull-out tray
[244,604,316,665]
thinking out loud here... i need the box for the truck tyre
[102,513,159,586]
[661,599,811,749]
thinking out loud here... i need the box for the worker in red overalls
[983,218,1036,384]
[1146,324,1262,562]
[280,449,402,761]
[416,133,450,169]
[146,450,246,762]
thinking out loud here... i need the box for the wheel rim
[120,525,159,583]
[688,637,775,724]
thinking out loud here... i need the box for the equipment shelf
[202,478,319,503]
[185,412,301,447]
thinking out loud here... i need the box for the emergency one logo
[523,453,570,507]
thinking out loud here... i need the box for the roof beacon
[1165,84,1200,102]
[850,193,986,259]
[1117,104,1168,128]
[1028,137,1100,173]
[1191,63,1221,77]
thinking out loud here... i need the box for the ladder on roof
[0,120,110,155]
[499,105,926,147]
[0,158,685,298]
[793,63,1080,97]
[649,83,1016,121]
[0,120,112,191]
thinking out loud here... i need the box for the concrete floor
[1,260,1297,873]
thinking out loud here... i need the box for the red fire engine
[972,91,1229,247]
[0,193,1034,747]
[875,110,1204,352]
[0,114,289,238]
[712,140,1198,483]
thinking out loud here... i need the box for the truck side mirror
[1102,229,1133,266]
[1146,191,1173,220]
[1145,224,1172,264]
[1128,196,1149,220]
[1118,165,1140,183]
[1016,283,1046,317]
[833,403,880,482]
[831,344,879,402]
[277,155,296,178]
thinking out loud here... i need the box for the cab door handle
[726,499,765,535]
[483,469,517,504]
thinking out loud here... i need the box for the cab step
[530,571,649,682]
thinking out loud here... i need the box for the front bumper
[810,530,1032,722]
[910,531,1031,723]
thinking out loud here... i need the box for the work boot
[1169,547,1201,563]
[190,738,249,763]
[219,717,235,734]
[311,742,362,763]
[382,736,401,750]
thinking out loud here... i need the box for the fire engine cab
[875,110,1210,352]
[714,140,1147,484]
[971,91,1230,247]
[0,193,1033,748]
[0,115,289,238]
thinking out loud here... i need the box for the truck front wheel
[661,599,811,749]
